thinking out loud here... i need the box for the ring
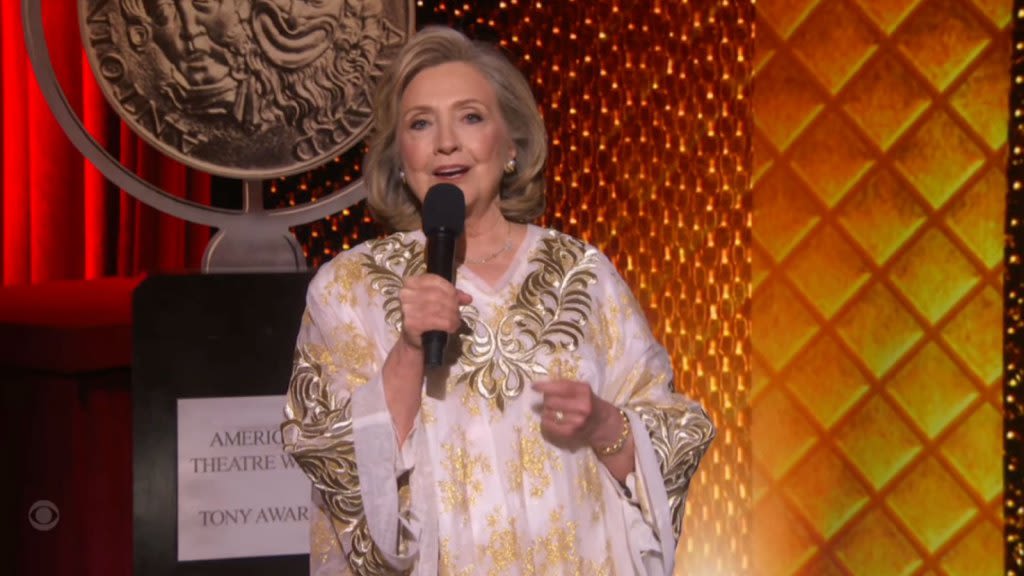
[554,410,565,423]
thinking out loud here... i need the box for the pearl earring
[504,158,518,175]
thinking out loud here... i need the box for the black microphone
[421,183,466,367]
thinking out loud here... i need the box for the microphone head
[422,183,466,236]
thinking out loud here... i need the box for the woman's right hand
[385,274,471,445]
[398,273,473,351]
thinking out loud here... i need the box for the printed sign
[177,395,310,561]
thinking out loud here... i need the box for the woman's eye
[409,119,428,130]
[464,113,483,123]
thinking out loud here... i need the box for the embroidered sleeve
[591,252,716,540]
[631,399,716,537]
[282,250,416,575]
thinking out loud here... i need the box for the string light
[1006,3,1024,572]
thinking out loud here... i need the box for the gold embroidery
[482,509,521,575]
[348,518,404,574]
[582,558,615,576]
[361,233,425,334]
[458,231,598,407]
[438,428,493,518]
[420,400,437,425]
[547,355,582,381]
[576,456,604,523]
[358,230,599,409]
[613,362,673,406]
[533,507,580,574]
[440,538,474,576]
[632,400,716,539]
[282,347,410,575]
[507,421,563,498]
[459,381,485,417]
[524,545,538,576]
[326,254,367,308]
[310,507,336,568]
[589,299,626,370]
[329,321,376,388]
[303,341,338,379]
[397,471,413,557]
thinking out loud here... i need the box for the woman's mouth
[433,166,469,178]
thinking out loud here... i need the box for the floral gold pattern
[483,509,522,575]
[438,428,494,518]
[328,321,376,388]
[327,255,368,308]
[362,233,425,334]
[532,507,581,572]
[361,230,599,408]
[576,457,605,523]
[507,421,564,498]
[282,346,410,575]
[633,401,718,538]
[458,231,598,407]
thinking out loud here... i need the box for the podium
[132,273,311,575]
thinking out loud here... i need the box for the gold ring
[554,410,565,423]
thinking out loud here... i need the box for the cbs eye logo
[28,500,59,531]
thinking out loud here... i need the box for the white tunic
[283,225,715,575]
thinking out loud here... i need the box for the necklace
[464,222,514,265]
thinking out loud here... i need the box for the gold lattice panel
[752,0,1007,574]
[495,3,754,573]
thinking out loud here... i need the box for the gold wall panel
[753,0,1007,573]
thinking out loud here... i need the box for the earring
[504,158,518,175]
[399,169,407,185]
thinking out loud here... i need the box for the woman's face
[397,61,515,218]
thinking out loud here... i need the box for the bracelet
[594,408,631,456]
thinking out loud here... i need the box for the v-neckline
[455,224,538,295]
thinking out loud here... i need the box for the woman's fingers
[399,274,469,344]
[533,379,598,445]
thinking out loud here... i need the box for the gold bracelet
[595,408,631,456]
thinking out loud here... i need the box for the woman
[283,26,715,575]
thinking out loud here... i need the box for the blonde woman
[283,26,715,576]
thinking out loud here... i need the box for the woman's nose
[434,120,459,154]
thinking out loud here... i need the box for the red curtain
[1,1,212,286]
[1,5,213,572]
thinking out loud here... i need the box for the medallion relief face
[81,0,413,178]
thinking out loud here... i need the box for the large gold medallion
[79,0,413,178]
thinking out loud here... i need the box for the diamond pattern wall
[752,0,1007,572]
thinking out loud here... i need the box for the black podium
[132,273,311,576]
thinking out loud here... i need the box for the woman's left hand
[533,378,613,449]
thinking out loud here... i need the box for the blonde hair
[364,27,547,231]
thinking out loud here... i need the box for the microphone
[421,183,466,367]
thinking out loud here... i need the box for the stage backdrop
[752,0,1006,574]
[2,1,752,574]
[3,0,1010,575]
